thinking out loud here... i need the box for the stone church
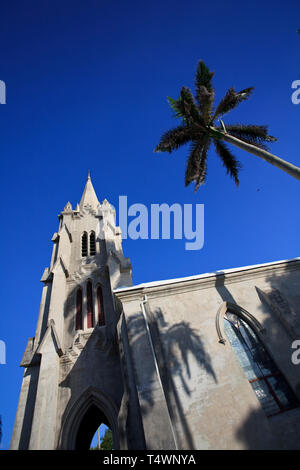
[10,175,300,450]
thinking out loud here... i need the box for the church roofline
[114,256,300,296]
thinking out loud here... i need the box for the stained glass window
[224,312,299,417]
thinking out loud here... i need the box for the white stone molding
[215,301,266,345]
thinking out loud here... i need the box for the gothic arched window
[86,281,94,329]
[90,231,96,256]
[82,232,88,257]
[97,285,105,326]
[224,311,299,417]
[75,288,83,330]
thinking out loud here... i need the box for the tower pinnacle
[79,172,99,209]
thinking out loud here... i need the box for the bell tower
[10,174,132,449]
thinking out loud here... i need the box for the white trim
[114,257,300,294]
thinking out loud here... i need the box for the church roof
[79,172,100,209]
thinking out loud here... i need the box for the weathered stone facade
[10,176,300,449]
[115,260,300,449]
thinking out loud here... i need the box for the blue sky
[0,0,299,450]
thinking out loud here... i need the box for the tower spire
[79,172,99,209]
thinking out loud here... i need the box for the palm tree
[154,61,300,191]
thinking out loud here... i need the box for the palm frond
[167,87,205,127]
[194,137,211,191]
[185,136,210,190]
[154,125,193,153]
[214,139,241,186]
[214,87,254,119]
[180,86,205,126]
[218,123,277,150]
[194,61,215,123]
[225,124,276,142]
[195,61,214,91]
[167,96,185,120]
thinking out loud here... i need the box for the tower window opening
[97,286,105,326]
[75,288,83,330]
[224,312,299,417]
[82,232,88,257]
[87,281,94,329]
[90,231,96,256]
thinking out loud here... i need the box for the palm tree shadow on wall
[124,306,217,449]
[214,264,300,449]
[58,271,218,450]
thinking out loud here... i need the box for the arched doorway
[76,404,111,449]
[59,387,119,450]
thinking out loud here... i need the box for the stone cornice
[114,258,300,302]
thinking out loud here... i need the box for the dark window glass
[87,281,94,329]
[82,232,88,257]
[224,312,299,417]
[97,286,105,326]
[90,232,96,256]
[75,289,83,330]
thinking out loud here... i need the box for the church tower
[10,175,132,450]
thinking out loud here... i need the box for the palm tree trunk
[210,127,300,181]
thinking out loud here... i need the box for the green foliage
[167,96,185,120]
[155,60,276,191]
[90,428,113,451]
[101,429,113,450]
